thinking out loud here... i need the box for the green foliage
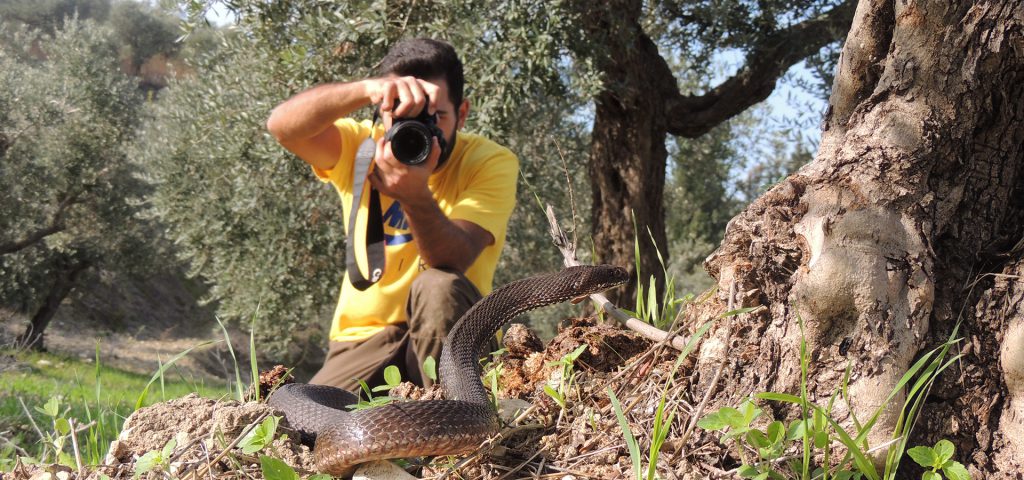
[0,348,228,471]
[134,433,184,478]
[0,0,111,34]
[699,317,966,480]
[108,0,181,72]
[259,455,332,480]
[608,387,642,480]
[422,355,437,382]
[907,440,970,480]
[0,18,166,335]
[238,415,280,455]
[542,344,587,409]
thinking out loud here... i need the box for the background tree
[561,0,856,303]
[682,0,1024,473]
[0,19,162,350]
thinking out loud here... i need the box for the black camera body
[384,103,446,165]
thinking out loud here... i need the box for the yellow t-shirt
[312,118,519,342]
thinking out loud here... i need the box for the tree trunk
[568,0,855,304]
[18,258,90,351]
[572,0,680,304]
[690,0,1024,475]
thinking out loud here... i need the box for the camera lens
[387,121,431,165]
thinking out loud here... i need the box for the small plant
[906,440,970,480]
[543,344,588,409]
[349,365,403,410]
[32,396,74,467]
[134,432,186,478]
[423,355,438,382]
[629,222,686,329]
[483,362,504,409]
[259,454,332,480]
[238,416,281,454]
[698,313,966,480]
[609,320,714,480]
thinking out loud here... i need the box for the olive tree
[0,19,159,350]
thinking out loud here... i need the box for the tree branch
[666,0,858,138]
[824,0,895,131]
[0,192,79,255]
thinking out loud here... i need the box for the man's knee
[407,267,482,331]
[410,267,466,297]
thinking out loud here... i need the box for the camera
[384,99,446,165]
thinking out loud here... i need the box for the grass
[0,347,230,469]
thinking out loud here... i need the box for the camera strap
[345,120,386,291]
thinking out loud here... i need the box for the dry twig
[544,205,693,352]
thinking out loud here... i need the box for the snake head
[568,264,630,293]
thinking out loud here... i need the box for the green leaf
[738,400,762,425]
[746,429,769,449]
[723,307,759,317]
[696,411,728,431]
[720,407,748,428]
[543,384,563,405]
[259,455,299,480]
[738,465,760,478]
[134,450,161,478]
[942,461,970,480]
[787,419,808,441]
[922,471,941,480]
[813,430,829,449]
[36,397,60,417]
[308,475,333,480]
[423,356,437,381]
[756,392,803,404]
[565,344,588,363]
[383,365,401,386]
[907,446,938,468]
[161,437,177,458]
[239,416,280,454]
[54,418,71,435]
[766,421,785,444]
[933,439,955,463]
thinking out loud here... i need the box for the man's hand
[366,76,440,119]
[368,136,439,205]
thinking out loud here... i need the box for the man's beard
[437,128,457,169]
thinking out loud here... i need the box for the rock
[352,460,418,479]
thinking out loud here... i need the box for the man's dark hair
[379,38,465,109]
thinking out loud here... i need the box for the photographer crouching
[266,38,518,391]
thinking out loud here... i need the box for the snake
[267,264,629,476]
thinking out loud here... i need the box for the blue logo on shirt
[382,201,413,245]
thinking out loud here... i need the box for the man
[266,38,518,391]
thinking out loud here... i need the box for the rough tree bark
[18,257,90,351]
[691,0,1024,475]
[567,0,856,304]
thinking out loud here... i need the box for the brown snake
[267,265,629,476]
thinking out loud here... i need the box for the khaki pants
[309,268,483,391]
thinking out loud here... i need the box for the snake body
[268,265,629,476]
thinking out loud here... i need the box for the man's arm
[404,203,494,272]
[265,81,372,170]
[266,78,439,171]
[369,137,493,272]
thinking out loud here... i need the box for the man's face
[380,76,467,157]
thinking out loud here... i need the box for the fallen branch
[545,204,692,352]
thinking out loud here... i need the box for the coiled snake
[268,265,629,476]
